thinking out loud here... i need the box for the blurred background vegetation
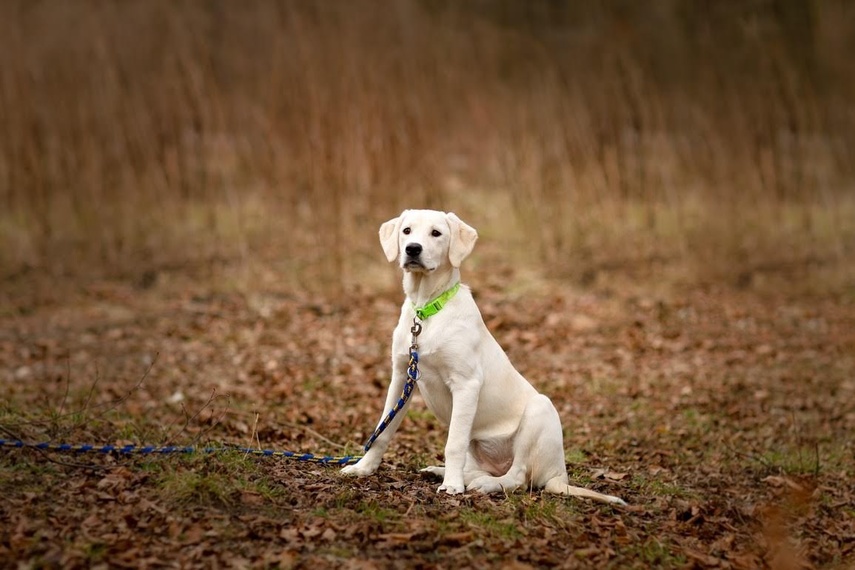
[1,0,853,294]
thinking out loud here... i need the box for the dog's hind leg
[466,394,625,506]
[420,451,493,485]
[467,394,562,494]
[523,396,627,505]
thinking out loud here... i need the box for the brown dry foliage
[0,1,853,289]
[2,262,854,568]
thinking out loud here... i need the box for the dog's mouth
[403,258,431,272]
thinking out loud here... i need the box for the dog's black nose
[405,243,422,257]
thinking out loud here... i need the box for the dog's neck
[402,266,461,309]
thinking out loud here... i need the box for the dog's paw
[419,466,445,479]
[437,483,465,495]
[467,476,504,494]
[341,460,378,477]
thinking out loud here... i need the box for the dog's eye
[402,227,411,235]
[431,230,442,237]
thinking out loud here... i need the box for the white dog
[343,209,625,505]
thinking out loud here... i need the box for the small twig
[6,353,158,430]
[813,441,821,477]
[281,420,350,451]
[248,412,259,450]
[91,353,159,420]
[57,356,72,419]
[28,446,112,472]
[0,425,22,440]
[163,388,217,442]
[245,412,260,457]
[164,389,232,447]
[791,410,805,472]
[81,363,101,419]
[191,394,231,446]
[725,444,777,472]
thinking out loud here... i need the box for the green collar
[413,282,461,320]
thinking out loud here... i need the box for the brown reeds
[1,1,852,290]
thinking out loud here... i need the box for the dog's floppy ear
[446,212,478,268]
[379,211,406,263]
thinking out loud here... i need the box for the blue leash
[1,321,423,467]
[0,439,361,465]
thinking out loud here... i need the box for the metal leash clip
[410,318,422,343]
[408,317,422,381]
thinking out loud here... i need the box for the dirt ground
[1,264,853,569]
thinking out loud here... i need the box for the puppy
[343,209,625,505]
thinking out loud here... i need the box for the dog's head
[379,210,478,272]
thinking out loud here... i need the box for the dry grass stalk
[0,1,852,291]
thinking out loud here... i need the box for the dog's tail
[544,477,627,506]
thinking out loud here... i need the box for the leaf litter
[1,269,853,569]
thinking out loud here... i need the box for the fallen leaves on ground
[1,267,853,568]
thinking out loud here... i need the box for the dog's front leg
[341,367,410,477]
[438,380,482,495]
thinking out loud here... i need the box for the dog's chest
[394,327,456,424]
[412,361,453,426]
